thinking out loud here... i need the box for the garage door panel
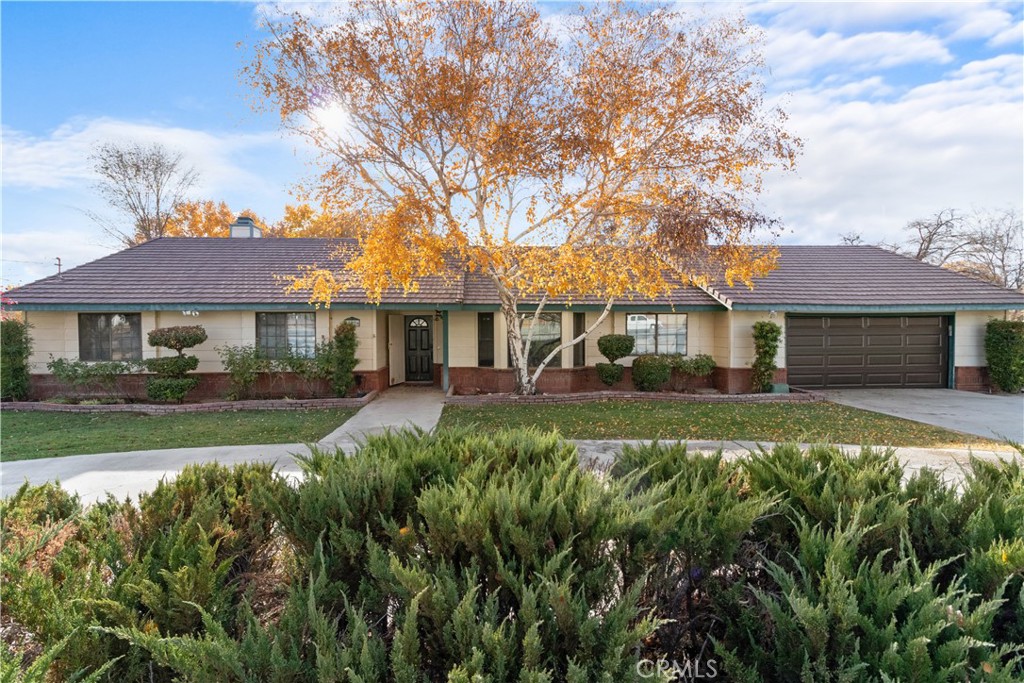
[787,316,948,389]
[866,334,904,346]
[827,318,867,329]
[828,355,867,367]
[827,335,867,348]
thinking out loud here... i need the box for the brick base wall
[711,368,787,395]
[448,366,717,395]
[954,366,991,392]
[28,367,388,402]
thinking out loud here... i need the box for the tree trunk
[501,293,536,395]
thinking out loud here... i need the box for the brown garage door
[787,316,949,389]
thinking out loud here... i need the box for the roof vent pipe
[229,216,262,238]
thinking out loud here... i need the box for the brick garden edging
[1,390,378,416]
[445,388,823,405]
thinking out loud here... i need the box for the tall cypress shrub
[750,321,782,393]
[1,318,32,400]
[985,319,1024,393]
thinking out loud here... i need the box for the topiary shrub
[597,334,635,363]
[146,325,208,353]
[596,334,634,386]
[144,325,206,403]
[1,318,32,400]
[750,320,782,393]
[595,362,624,386]
[632,353,672,391]
[985,319,1024,393]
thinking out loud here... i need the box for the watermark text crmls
[636,658,718,680]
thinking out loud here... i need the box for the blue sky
[2,1,1022,288]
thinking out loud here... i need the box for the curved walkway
[2,386,1018,505]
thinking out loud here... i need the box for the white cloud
[764,28,953,77]
[759,54,1023,244]
[1,117,292,199]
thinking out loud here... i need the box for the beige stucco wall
[728,311,786,370]
[954,310,1006,366]
[25,308,385,374]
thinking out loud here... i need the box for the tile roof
[711,246,1024,307]
[8,238,464,306]
[8,239,1023,310]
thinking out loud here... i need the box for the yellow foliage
[165,200,266,238]
[250,0,800,384]
[266,203,362,238]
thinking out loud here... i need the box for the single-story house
[8,227,1024,398]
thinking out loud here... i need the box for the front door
[405,316,433,381]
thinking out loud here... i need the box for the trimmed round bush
[597,334,635,363]
[145,377,200,403]
[985,319,1024,393]
[143,355,199,377]
[147,326,208,353]
[596,362,624,386]
[632,354,672,391]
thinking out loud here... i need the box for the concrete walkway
[1,385,447,504]
[318,385,446,449]
[3,437,1016,505]
[575,440,1018,486]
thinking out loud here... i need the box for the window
[573,312,586,367]
[625,313,687,355]
[257,312,316,359]
[477,312,494,367]
[78,313,142,361]
[519,312,561,368]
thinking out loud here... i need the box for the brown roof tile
[9,240,1022,310]
[713,246,1024,307]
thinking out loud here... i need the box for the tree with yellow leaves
[248,1,799,394]
[264,203,361,238]
[163,200,261,238]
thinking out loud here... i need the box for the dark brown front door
[787,315,949,389]
[405,316,433,381]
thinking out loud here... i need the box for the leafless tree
[888,208,1023,290]
[88,141,199,246]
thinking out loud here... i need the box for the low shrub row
[3,430,1022,680]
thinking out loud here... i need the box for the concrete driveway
[821,389,1024,443]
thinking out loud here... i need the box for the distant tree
[166,200,267,238]
[88,141,199,246]
[839,232,864,245]
[265,203,361,238]
[888,208,1022,290]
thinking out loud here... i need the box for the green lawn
[439,400,1007,449]
[0,408,358,461]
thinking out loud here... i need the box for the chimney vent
[229,216,262,238]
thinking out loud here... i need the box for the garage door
[787,316,949,389]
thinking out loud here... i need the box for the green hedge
[985,320,1024,393]
[4,432,1022,681]
[595,362,624,386]
[632,354,672,391]
[1,318,32,400]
